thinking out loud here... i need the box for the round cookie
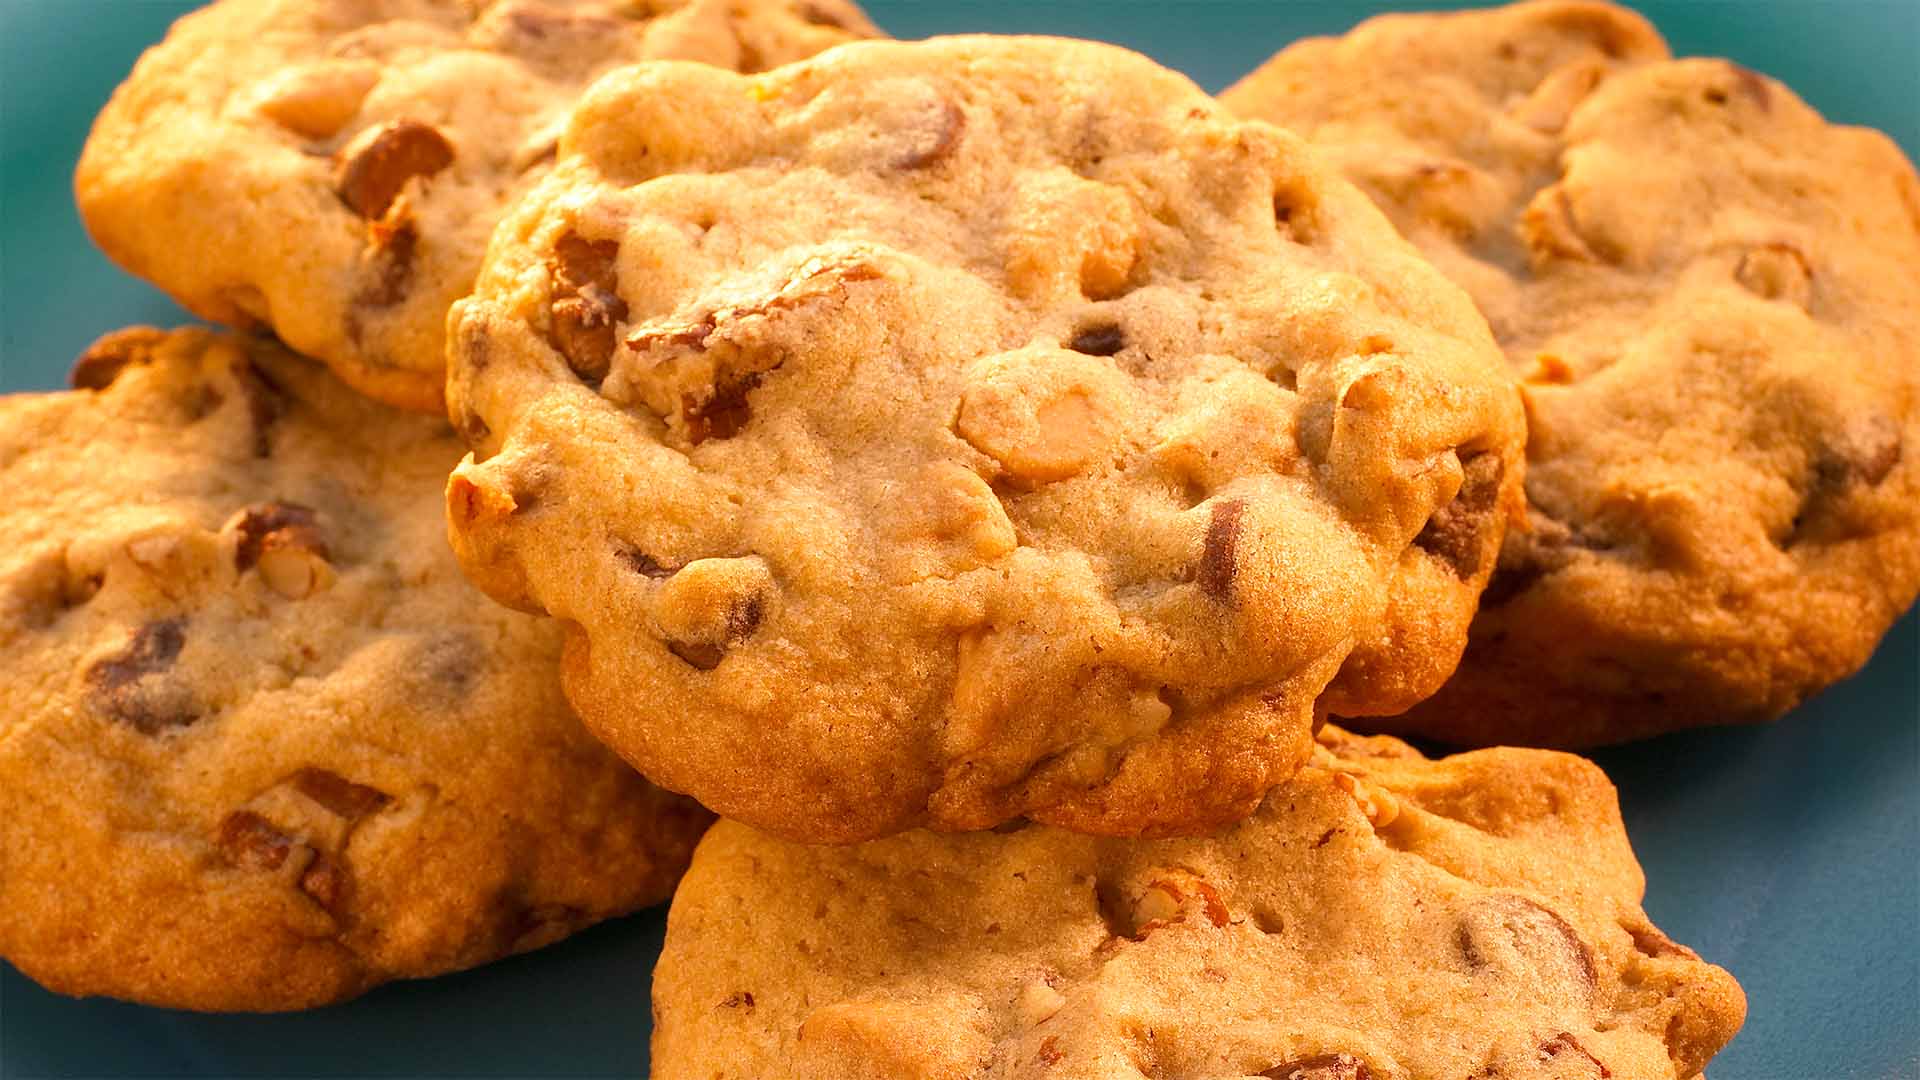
[0,327,711,1012]
[652,725,1746,1079]
[444,36,1526,842]
[1223,1,1920,746]
[75,0,879,413]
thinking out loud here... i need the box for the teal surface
[1,1,1915,1076]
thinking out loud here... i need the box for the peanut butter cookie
[444,36,1525,843]
[0,328,710,1011]
[652,726,1745,1079]
[76,0,878,412]
[1224,1,1920,745]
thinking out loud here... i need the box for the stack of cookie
[3,1,1914,1076]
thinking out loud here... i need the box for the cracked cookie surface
[1223,0,1920,745]
[75,0,879,412]
[0,327,711,1011]
[445,36,1524,842]
[652,726,1745,1079]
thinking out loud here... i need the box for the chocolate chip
[86,618,196,734]
[1198,498,1247,602]
[292,768,391,820]
[728,592,766,639]
[508,903,586,952]
[668,640,727,671]
[356,218,419,308]
[1414,452,1506,580]
[416,633,481,697]
[1068,322,1126,357]
[1539,1033,1611,1077]
[1455,894,1597,998]
[226,502,324,571]
[895,100,965,170]
[797,1,851,28]
[217,810,293,871]
[334,119,455,220]
[619,547,677,579]
[548,232,629,384]
[683,373,760,445]
[1627,923,1698,961]
[1261,1054,1373,1080]
[69,328,167,390]
[1789,415,1903,544]
[1728,63,1772,111]
[234,361,284,458]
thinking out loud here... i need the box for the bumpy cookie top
[445,36,1524,842]
[653,726,1745,1079]
[75,0,878,412]
[1224,1,1920,744]
[0,328,710,1011]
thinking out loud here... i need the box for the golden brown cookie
[1224,1,1920,745]
[0,328,710,1011]
[75,0,879,412]
[652,725,1745,1079]
[444,36,1525,842]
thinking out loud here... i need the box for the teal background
[0,1,1915,1076]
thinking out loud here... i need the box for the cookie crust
[1224,1,1920,744]
[0,328,710,1011]
[652,726,1745,1079]
[446,36,1524,841]
[75,0,878,412]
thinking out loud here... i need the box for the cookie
[443,36,1526,842]
[652,725,1745,1079]
[75,0,879,412]
[0,327,711,1011]
[1223,1,1920,745]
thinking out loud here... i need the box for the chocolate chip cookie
[0,328,711,1011]
[652,725,1745,1079]
[444,36,1526,842]
[75,0,879,412]
[1224,1,1920,745]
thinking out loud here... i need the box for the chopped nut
[217,810,293,871]
[1412,451,1506,580]
[894,99,965,170]
[334,119,455,220]
[299,850,347,911]
[1261,1053,1373,1080]
[257,532,335,599]
[1539,1032,1611,1077]
[548,232,628,384]
[1015,979,1066,1026]
[1455,894,1597,1000]
[1333,772,1399,829]
[225,503,331,597]
[291,768,391,819]
[1519,184,1601,264]
[1510,60,1607,134]
[1197,498,1247,602]
[618,250,883,443]
[254,61,380,139]
[69,327,167,390]
[1128,868,1230,938]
